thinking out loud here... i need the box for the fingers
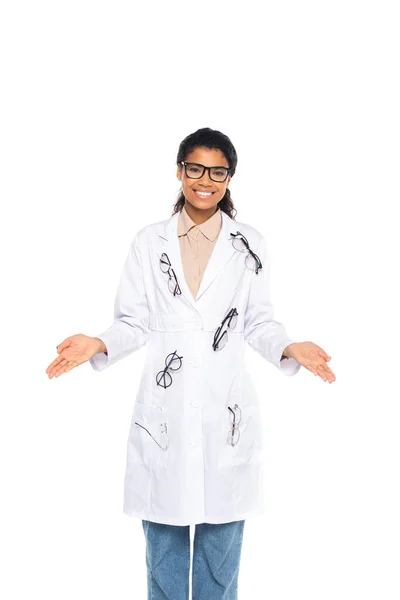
[315,362,336,383]
[56,338,72,354]
[53,359,69,378]
[307,345,334,382]
[46,357,69,379]
[303,347,335,383]
[317,347,331,362]
[46,355,65,375]
[63,362,77,374]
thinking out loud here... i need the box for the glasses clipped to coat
[160,252,182,296]
[230,231,263,274]
[227,403,242,446]
[156,350,183,388]
[135,405,169,451]
[213,307,238,351]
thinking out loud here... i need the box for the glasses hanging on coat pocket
[160,252,182,296]
[133,404,169,453]
[213,307,238,351]
[230,231,263,274]
[134,420,169,450]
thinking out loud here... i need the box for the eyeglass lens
[165,351,182,371]
[227,428,240,446]
[225,311,238,329]
[215,328,228,350]
[167,272,181,296]
[160,253,171,272]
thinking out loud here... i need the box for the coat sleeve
[89,234,150,372]
[243,235,301,376]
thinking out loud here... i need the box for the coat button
[190,401,199,408]
[189,315,202,329]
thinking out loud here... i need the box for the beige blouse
[177,205,222,300]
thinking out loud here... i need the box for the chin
[185,196,219,211]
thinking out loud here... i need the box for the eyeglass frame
[156,349,183,388]
[230,231,263,274]
[212,307,238,351]
[160,252,182,296]
[227,403,242,446]
[180,161,231,183]
[134,420,169,450]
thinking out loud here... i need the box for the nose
[198,169,214,185]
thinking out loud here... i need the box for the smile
[194,191,215,198]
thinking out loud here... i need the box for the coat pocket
[129,401,169,470]
[217,401,263,468]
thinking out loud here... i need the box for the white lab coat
[90,209,301,525]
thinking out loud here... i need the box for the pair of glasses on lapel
[213,307,238,351]
[160,253,182,296]
[230,231,263,274]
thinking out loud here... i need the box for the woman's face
[177,147,231,212]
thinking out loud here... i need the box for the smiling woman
[46,126,335,600]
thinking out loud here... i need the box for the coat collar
[158,208,237,309]
[177,204,222,242]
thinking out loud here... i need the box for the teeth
[195,191,212,196]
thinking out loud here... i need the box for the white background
[1,1,399,598]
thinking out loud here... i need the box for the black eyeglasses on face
[181,161,231,183]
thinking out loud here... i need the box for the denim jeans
[142,519,245,599]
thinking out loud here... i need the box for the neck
[184,201,219,225]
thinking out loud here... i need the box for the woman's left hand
[283,342,336,383]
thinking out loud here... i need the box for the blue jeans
[142,519,245,599]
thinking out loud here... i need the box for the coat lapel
[158,209,237,309]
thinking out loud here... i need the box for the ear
[227,175,232,186]
[176,164,183,181]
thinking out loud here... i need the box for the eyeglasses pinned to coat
[156,350,183,388]
[160,252,182,296]
[213,307,238,351]
[227,403,242,446]
[230,231,263,274]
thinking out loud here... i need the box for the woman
[46,127,336,599]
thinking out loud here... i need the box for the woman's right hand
[45,334,105,379]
